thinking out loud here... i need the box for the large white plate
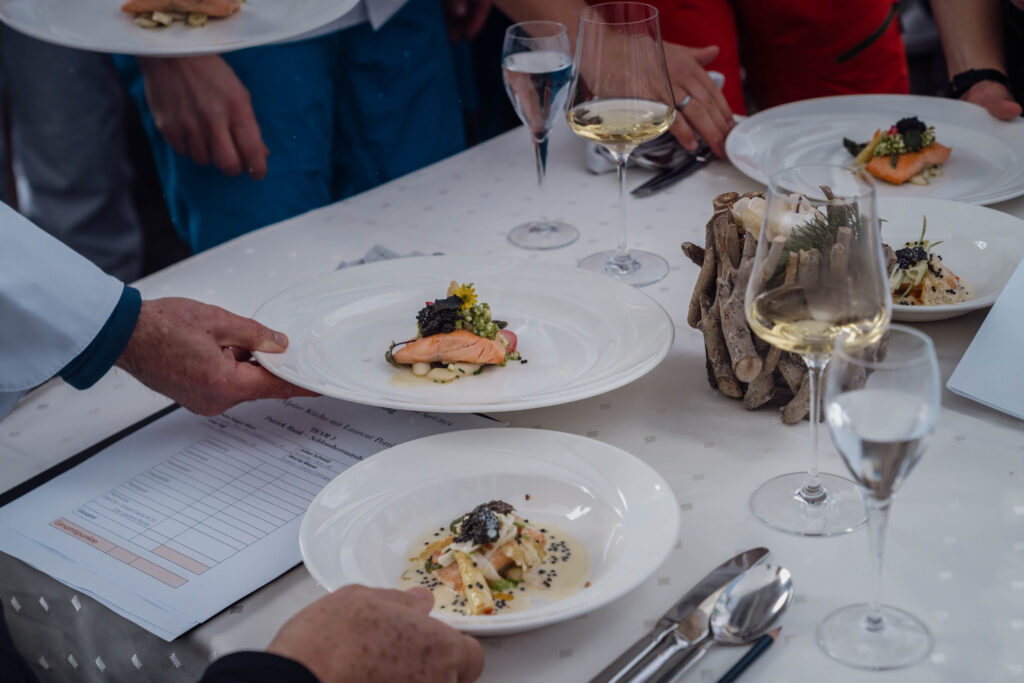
[299,428,680,635]
[726,94,1024,205]
[878,198,1024,322]
[0,0,358,57]
[252,255,674,413]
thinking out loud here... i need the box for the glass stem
[864,496,891,632]
[532,136,551,230]
[800,354,829,504]
[610,151,632,269]
[533,135,548,188]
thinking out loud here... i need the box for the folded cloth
[337,244,441,270]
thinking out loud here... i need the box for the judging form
[0,397,496,640]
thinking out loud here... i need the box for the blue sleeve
[198,652,320,683]
[59,285,142,390]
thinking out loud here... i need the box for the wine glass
[501,21,580,250]
[818,325,939,669]
[744,165,891,536]
[566,2,675,286]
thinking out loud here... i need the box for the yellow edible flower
[453,283,477,310]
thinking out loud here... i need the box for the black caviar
[416,295,464,337]
[453,500,514,545]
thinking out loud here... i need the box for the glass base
[748,472,866,537]
[578,249,668,287]
[817,603,933,670]
[507,221,579,250]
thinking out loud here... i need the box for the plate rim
[725,93,1024,206]
[0,0,359,57]
[298,427,681,634]
[252,254,676,413]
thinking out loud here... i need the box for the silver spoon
[651,562,794,682]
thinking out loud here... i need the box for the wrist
[948,68,1010,99]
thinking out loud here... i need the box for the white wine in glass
[566,2,675,287]
[818,325,939,669]
[744,164,891,536]
[501,21,579,250]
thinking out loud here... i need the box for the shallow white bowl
[878,198,1024,322]
[252,255,674,413]
[299,428,680,636]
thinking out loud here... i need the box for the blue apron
[117,0,465,252]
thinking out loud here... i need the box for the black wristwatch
[948,68,1010,99]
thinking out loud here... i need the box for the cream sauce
[396,522,590,616]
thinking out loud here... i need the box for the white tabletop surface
[3,123,1024,683]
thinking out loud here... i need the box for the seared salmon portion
[392,329,506,366]
[866,143,952,185]
[122,0,240,17]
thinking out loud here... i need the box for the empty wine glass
[566,2,675,286]
[818,325,939,669]
[501,21,579,250]
[744,165,891,536]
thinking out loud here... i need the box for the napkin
[337,244,440,270]
[947,260,1024,420]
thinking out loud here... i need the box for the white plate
[299,428,680,635]
[252,255,674,413]
[0,0,358,57]
[878,198,1024,322]
[726,95,1024,205]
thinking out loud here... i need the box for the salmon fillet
[392,329,506,366]
[866,143,952,185]
[122,0,240,17]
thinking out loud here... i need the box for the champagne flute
[502,21,580,250]
[566,2,675,286]
[744,165,891,536]
[818,325,939,669]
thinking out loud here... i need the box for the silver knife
[631,145,713,198]
[589,547,769,683]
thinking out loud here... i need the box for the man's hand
[138,55,270,179]
[116,298,316,415]
[268,585,485,683]
[445,0,491,41]
[962,80,1023,120]
[663,43,733,157]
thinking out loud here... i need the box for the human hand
[268,585,485,683]
[662,43,733,157]
[445,0,491,41]
[116,298,316,416]
[138,55,269,179]
[962,80,1023,120]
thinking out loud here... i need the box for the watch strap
[948,68,1010,99]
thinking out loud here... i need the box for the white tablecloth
[3,125,1024,683]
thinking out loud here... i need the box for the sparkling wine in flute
[747,284,889,356]
[502,50,573,137]
[826,389,930,500]
[566,98,675,154]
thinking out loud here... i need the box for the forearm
[931,0,1007,75]
[491,0,587,43]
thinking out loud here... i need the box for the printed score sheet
[0,397,497,640]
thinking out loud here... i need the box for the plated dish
[387,281,522,383]
[398,500,588,615]
[0,0,358,57]
[252,255,674,413]
[726,94,1024,205]
[299,428,680,635]
[877,198,1024,322]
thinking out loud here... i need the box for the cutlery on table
[588,547,769,683]
[657,561,793,681]
[631,143,714,198]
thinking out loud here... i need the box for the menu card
[0,397,497,640]
[948,260,1024,420]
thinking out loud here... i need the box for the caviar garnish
[416,294,464,337]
